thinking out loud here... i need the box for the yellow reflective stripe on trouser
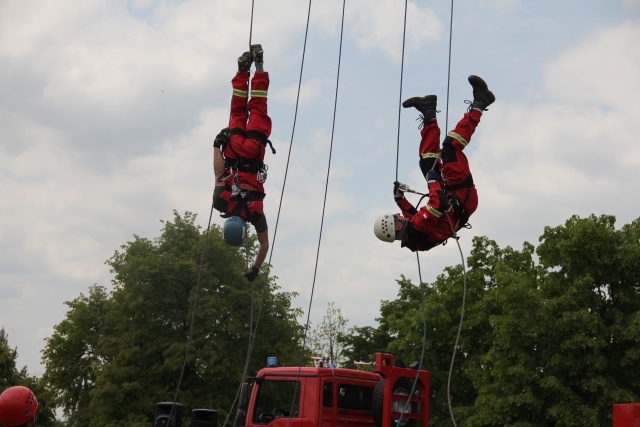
[447,131,469,147]
[250,89,267,98]
[427,205,443,218]
[233,88,248,97]
[420,152,439,160]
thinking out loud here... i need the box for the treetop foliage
[35,212,640,426]
[42,211,302,426]
[358,214,640,426]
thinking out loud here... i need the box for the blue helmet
[223,216,246,246]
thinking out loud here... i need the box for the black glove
[393,181,405,200]
[213,127,230,149]
[243,266,259,282]
[427,169,441,183]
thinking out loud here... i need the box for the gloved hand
[427,169,441,183]
[243,266,259,282]
[393,181,405,200]
[213,127,230,149]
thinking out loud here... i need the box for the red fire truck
[238,352,430,427]
[154,352,430,426]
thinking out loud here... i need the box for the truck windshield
[253,379,300,424]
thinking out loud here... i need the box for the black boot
[238,51,253,72]
[402,94,438,121]
[468,75,495,111]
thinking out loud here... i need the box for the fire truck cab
[241,352,430,427]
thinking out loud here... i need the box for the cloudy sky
[1,0,639,375]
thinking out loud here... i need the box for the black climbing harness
[443,174,474,232]
[221,129,275,187]
[220,183,266,220]
[228,128,276,155]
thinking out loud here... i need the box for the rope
[444,0,454,132]
[175,13,263,421]
[224,1,261,425]
[168,198,217,421]
[444,214,467,427]
[288,0,345,424]
[391,3,422,426]
[228,233,255,427]
[440,1,466,425]
[393,0,465,425]
[394,0,408,183]
[223,0,314,425]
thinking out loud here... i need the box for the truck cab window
[337,384,374,411]
[323,382,333,407]
[253,380,300,424]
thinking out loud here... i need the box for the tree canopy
[39,212,640,426]
[351,214,640,426]
[1,328,59,426]
[42,211,302,426]
[307,302,348,366]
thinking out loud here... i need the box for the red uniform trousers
[399,109,482,251]
[214,71,271,231]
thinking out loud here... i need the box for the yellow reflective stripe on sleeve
[447,131,469,147]
[420,152,439,160]
[427,205,443,218]
[233,89,248,97]
[250,89,267,98]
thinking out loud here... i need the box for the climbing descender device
[231,173,241,197]
[257,164,268,184]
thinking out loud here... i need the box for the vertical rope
[224,0,315,425]
[223,2,260,425]
[288,1,346,424]
[444,0,454,132]
[295,0,346,377]
[395,0,409,182]
[169,201,217,421]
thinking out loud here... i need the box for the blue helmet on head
[223,216,246,246]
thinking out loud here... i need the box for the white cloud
[346,0,441,62]
[1,1,639,376]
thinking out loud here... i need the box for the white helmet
[373,213,396,243]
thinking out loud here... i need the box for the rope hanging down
[283,1,347,424]
[223,0,316,425]
[393,0,467,426]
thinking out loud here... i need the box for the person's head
[0,386,38,427]
[223,216,247,247]
[373,213,409,243]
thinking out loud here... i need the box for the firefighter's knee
[213,186,228,213]
[441,137,457,164]
[419,157,437,177]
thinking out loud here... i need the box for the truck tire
[372,378,417,427]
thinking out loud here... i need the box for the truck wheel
[372,378,417,427]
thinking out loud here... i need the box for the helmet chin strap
[395,217,409,241]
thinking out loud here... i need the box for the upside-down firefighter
[213,44,275,281]
[374,75,495,251]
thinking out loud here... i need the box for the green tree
[0,328,23,387]
[1,328,59,426]
[531,215,640,426]
[43,211,302,426]
[42,285,110,425]
[307,302,348,366]
[339,324,391,369]
[373,215,640,427]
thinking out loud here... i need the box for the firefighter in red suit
[213,44,273,281]
[373,75,495,252]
